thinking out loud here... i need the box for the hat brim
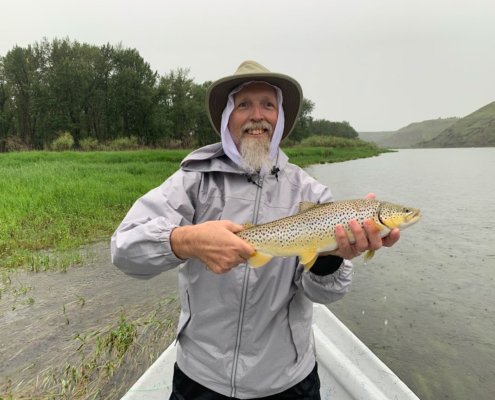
[206,72,303,141]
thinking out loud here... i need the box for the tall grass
[0,150,190,270]
[0,147,389,270]
[1,297,180,400]
[284,146,390,168]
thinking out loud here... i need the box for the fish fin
[299,250,319,271]
[364,250,375,261]
[297,201,318,214]
[242,222,256,229]
[248,251,273,269]
[303,254,319,271]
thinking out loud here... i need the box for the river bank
[0,146,390,274]
[0,146,391,399]
[0,242,181,399]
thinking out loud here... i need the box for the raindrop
[383,296,387,301]
[362,310,365,315]
[384,320,388,325]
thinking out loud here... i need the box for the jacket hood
[180,142,289,175]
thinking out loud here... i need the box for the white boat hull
[122,304,419,399]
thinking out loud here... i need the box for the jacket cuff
[310,255,344,276]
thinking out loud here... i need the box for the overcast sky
[1,0,494,131]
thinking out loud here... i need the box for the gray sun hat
[206,61,303,140]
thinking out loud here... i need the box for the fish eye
[404,208,410,213]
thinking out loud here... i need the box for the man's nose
[250,105,264,121]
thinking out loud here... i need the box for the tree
[2,45,38,147]
[309,119,358,139]
[108,44,158,142]
[0,59,15,151]
[0,37,360,152]
[289,98,315,142]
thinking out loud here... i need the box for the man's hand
[321,193,400,260]
[170,221,254,274]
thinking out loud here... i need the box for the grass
[285,146,389,168]
[0,147,389,274]
[0,150,190,272]
[0,144,390,399]
[1,297,180,400]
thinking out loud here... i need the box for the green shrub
[0,136,30,152]
[300,135,377,149]
[109,136,139,151]
[52,133,74,151]
[154,138,184,149]
[97,143,111,151]
[167,139,183,149]
[79,137,99,151]
[280,138,297,148]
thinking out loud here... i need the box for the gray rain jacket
[111,143,353,399]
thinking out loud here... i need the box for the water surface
[307,148,495,400]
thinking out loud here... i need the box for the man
[111,61,399,399]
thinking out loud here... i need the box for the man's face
[228,83,278,148]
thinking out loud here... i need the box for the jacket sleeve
[295,184,354,304]
[111,169,200,279]
[295,260,353,304]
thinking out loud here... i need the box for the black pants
[170,362,321,400]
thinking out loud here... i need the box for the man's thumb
[224,221,245,233]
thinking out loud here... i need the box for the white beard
[239,134,273,174]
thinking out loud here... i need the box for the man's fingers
[212,267,232,275]
[206,262,234,274]
[365,193,376,199]
[335,225,354,259]
[383,229,400,247]
[363,220,383,250]
[349,220,368,252]
[224,220,246,233]
[238,253,250,262]
[237,242,255,260]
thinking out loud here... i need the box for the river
[306,148,495,400]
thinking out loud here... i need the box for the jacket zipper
[230,174,264,397]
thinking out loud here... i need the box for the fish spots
[236,198,419,259]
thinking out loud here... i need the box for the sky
[1,0,494,132]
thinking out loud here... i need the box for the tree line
[0,38,358,152]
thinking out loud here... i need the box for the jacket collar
[180,142,289,176]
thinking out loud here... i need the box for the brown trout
[236,198,421,271]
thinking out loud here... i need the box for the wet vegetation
[0,144,390,399]
[0,145,388,273]
[1,296,180,400]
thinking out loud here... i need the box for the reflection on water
[306,148,495,400]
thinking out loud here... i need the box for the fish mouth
[408,210,422,223]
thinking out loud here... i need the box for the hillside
[376,118,459,148]
[419,101,495,148]
[358,131,395,143]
